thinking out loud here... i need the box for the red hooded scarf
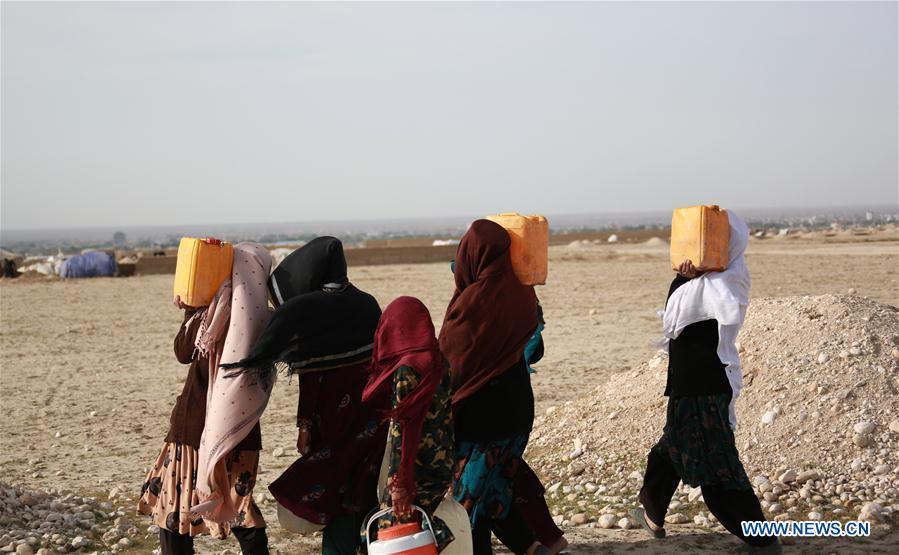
[363,296,444,501]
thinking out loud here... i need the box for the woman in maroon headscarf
[362,296,455,551]
[439,219,549,555]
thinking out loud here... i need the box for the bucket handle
[365,505,437,551]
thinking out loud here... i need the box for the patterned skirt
[652,394,752,491]
[451,435,529,526]
[137,442,266,538]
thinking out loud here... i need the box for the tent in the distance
[59,251,117,278]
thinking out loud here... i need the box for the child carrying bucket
[362,297,457,553]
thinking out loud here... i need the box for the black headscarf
[222,237,381,379]
[268,237,349,306]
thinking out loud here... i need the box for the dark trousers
[639,449,776,547]
[473,507,536,555]
[159,526,270,555]
[513,463,564,547]
[322,511,366,555]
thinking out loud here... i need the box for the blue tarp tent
[59,251,117,278]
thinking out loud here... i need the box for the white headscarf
[658,211,750,429]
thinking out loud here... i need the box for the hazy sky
[2,1,896,230]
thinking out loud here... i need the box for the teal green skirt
[652,394,752,491]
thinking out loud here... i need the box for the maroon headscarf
[439,219,538,405]
[363,296,444,501]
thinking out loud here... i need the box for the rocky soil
[0,482,149,554]
[528,294,899,535]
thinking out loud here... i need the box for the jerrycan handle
[364,505,437,551]
[204,237,223,247]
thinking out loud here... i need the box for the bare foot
[645,513,663,530]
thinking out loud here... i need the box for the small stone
[665,513,689,524]
[617,517,632,530]
[889,420,899,434]
[891,348,899,361]
[847,288,857,294]
[796,470,820,484]
[807,512,823,521]
[628,470,643,482]
[872,464,890,475]
[761,411,777,425]
[779,470,797,483]
[15,545,33,555]
[848,347,861,356]
[597,514,617,529]
[53,432,61,439]
[688,488,703,503]
[817,352,829,364]
[859,502,883,521]
[272,447,285,458]
[571,513,588,526]
[854,422,875,435]
[568,462,586,476]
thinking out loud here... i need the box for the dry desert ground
[1,231,898,553]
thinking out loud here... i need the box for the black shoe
[630,508,666,539]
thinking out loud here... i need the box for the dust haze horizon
[2,1,897,232]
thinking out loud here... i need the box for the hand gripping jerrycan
[669,205,730,272]
[366,506,438,555]
[173,237,233,307]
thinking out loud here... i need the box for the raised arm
[173,308,201,364]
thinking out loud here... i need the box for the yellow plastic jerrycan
[173,237,234,307]
[486,213,549,285]
[670,205,730,272]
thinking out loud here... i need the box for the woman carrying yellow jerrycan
[361,296,471,554]
[138,240,271,555]
[631,208,781,554]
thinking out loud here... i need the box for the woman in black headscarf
[222,237,389,555]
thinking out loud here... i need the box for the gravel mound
[0,482,142,554]
[528,295,899,531]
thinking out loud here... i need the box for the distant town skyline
[2,1,896,230]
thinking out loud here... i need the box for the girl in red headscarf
[362,296,456,551]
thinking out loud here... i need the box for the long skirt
[451,435,529,526]
[137,442,266,538]
[269,366,389,526]
[651,394,752,490]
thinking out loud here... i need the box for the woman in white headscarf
[631,211,781,554]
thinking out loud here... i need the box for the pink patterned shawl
[191,242,273,523]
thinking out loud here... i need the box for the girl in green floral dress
[362,296,456,552]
